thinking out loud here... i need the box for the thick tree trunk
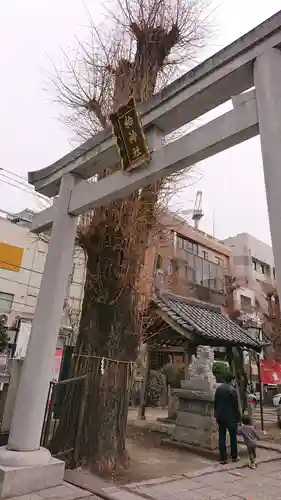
[52,25,183,472]
[50,353,132,472]
[74,349,132,472]
[52,255,139,471]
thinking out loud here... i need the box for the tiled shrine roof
[146,292,264,351]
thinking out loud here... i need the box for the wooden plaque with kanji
[110,97,151,171]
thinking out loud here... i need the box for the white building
[0,209,85,354]
[223,232,275,318]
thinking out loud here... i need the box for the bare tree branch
[48,0,214,140]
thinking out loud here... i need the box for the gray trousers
[247,446,256,464]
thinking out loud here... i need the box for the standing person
[214,372,241,464]
[237,415,259,469]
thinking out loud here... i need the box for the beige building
[0,209,85,352]
[223,232,276,318]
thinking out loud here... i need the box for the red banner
[260,360,281,385]
[52,348,63,382]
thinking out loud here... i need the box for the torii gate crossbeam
[31,89,258,232]
[1,10,281,499]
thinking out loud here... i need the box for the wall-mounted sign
[109,97,151,171]
[0,242,23,272]
[260,360,281,385]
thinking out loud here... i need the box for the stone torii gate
[0,10,281,498]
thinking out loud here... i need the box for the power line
[0,172,52,204]
[0,259,84,287]
[0,309,34,316]
[3,169,52,203]
[0,172,30,189]
[0,274,40,290]
[0,167,28,182]
[0,297,35,309]
[0,175,43,199]
[0,259,42,276]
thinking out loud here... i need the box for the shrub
[163,362,185,389]
[148,369,166,406]
[213,361,230,383]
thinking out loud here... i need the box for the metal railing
[40,374,87,467]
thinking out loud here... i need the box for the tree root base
[87,449,130,479]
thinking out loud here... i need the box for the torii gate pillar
[0,174,78,498]
[254,48,281,301]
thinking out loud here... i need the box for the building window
[192,242,198,255]
[202,251,208,260]
[177,236,184,250]
[260,263,265,274]
[155,254,163,271]
[240,294,252,311]
[177,235,198,255]
[168,261,173,275]
[0,292,13,314]
[252,259,257,271]
[215,256,223,266]
[266,264,271,276]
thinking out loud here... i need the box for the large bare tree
[51,0,213,473]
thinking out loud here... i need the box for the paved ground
[128,405,278,426]
[128,406,280,435]
[103,459,281,500]
[254,406,276,424]
[8,407,281,499]
[8,458,281,500]
[9,481,100,500]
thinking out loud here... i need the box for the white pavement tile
[254,460,281,474]
[193,471,241,486]
[127,475,185,488]
[262,469,281,480]
[187,486,227,499]
[37,484,91,499]
[238,485,280,500]
[108,492,146,500]
[137,478,203,496]
[224,497,245,500]
[64,483,92,497]
[8,495,42,500]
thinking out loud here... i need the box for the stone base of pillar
[0,447,64,498]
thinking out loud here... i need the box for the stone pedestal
[0,448,64,498]
[167,386,179,420]
[171,346,218,451]
[172,386,217,450]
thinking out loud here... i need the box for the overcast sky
[0,0,281,244]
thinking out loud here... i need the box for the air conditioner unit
[0,314,8,326]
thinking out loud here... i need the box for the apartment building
[223,232,275,316]
[0,209,84,353]
[141,212,232,305]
